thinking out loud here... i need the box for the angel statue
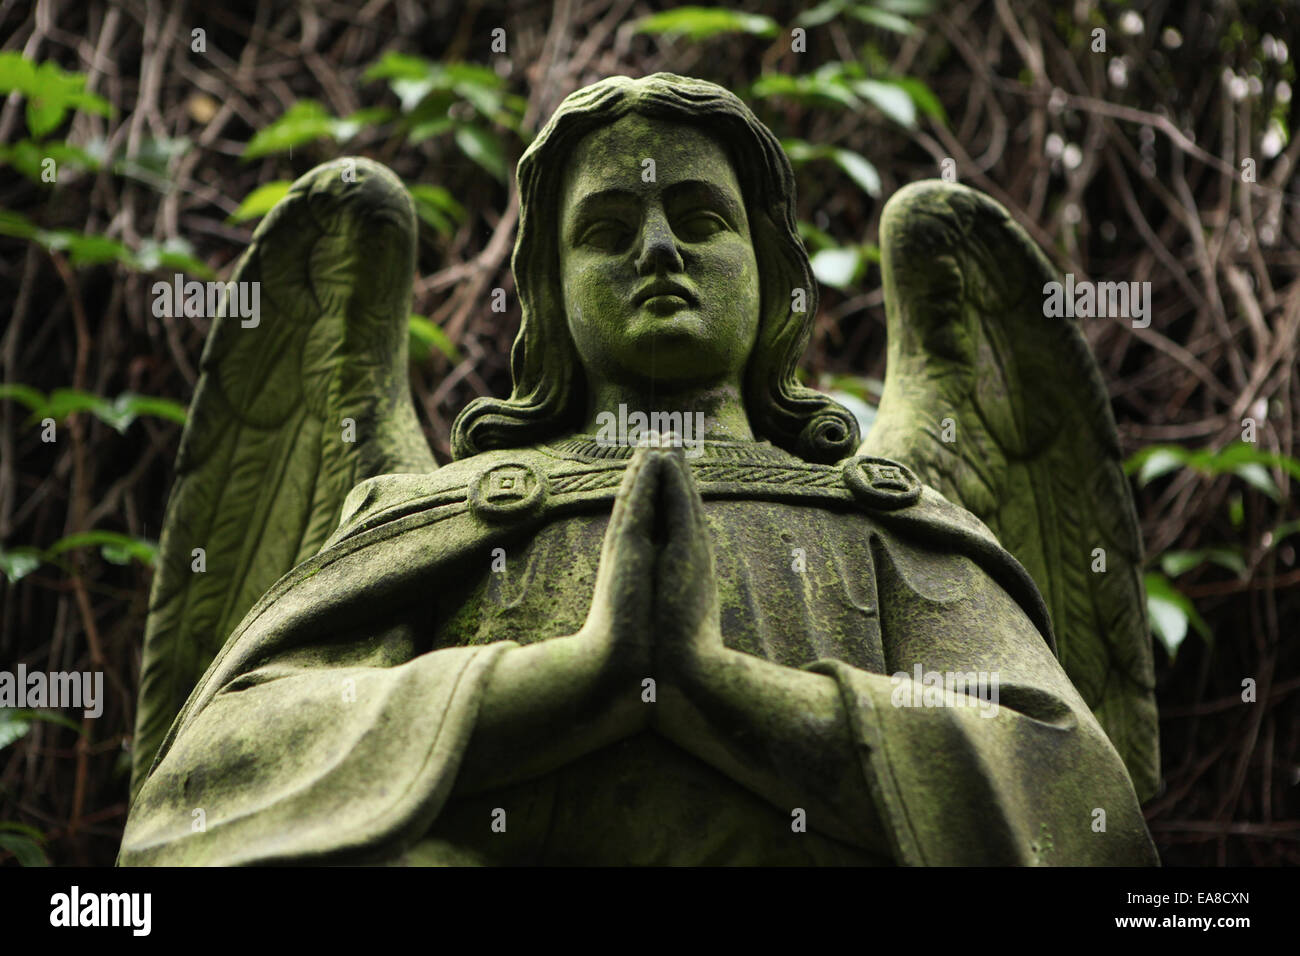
[119,73,1159,866]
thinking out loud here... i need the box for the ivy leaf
[0,382,46,412]
[242,100,338,159]
[409,314,462,363]
[1144,573,1210,662]
[0,52,38,95]
[752,73,860,110]
[46,530,159,567]
[831,148,882,197]
[893,76,947,123]
[132,238,214,279]
[1159,548,1248,578]
[632,7,779,39]
[810,247,861,289]
[1134,447,1187,486]
[795,1,850,28]
[0,830,49,867]
[454,124,506,181]
[845,4,917,34]
[228,181,292,223]
[0,545,43,583]
[851,79,916,126]
[407,183,465,235]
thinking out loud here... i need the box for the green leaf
[1134,447,1188,486]
[0,820,49,839]
[1159,548,1248,578]
[12,60,113,140]
[0,208,40,240]
[46,530,158,568]
[0,52,38,95]
[6,709,84,735]
[363,51,437,83]
[1233,462,1280,501]
[228,181,292,223]
[0,382,47,412]
[40,387,106,422]
[1127,442,1298,497]
[797,219,837,252]
[8,385,185,432]
[851,79,916,126]
[752,73,860,110]
[1270,519,1300,546]
[0,139,51,181]
[242,100,338,160]
[1145,573,1210,661]
[114,135,190,185]
[407,183,465,235]
[0,545,43,583]
[407,116,456,144]
[892,76,947,123]
[810,247,860,289]
[846,4,917,34]
[633,7,779,39]
[454,124,506,181]
[0,830,49,867]
[63,232,132,267]
[132,238,215,279]
[111,393,187,427]
[409,314,462,363]
[831,148,882,197]
[0,708,32,750]
[795,1,850,27]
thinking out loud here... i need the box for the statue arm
[656,557,1157,864]
[449,632,648,796]
[645,446,1156,865]
[656,647,890,856]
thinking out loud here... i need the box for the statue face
[558,114,762,392]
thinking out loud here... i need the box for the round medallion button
[468,461,547,521]
[841,455,922,510]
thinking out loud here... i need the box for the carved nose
[635,212,684,276]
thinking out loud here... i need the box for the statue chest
[434,499,887,673]
[414,499,895,864]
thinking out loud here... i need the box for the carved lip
[632,279,698,308]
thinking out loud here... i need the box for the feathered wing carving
[860,180,1158,801]
[131,158,436,798]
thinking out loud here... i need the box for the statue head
[450,73,858,464]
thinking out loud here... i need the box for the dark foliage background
[0,0,1296,866]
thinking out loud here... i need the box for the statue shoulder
[869,479,1057,654]
[326,447,558,548]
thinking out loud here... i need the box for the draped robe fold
[119,443,1158,866]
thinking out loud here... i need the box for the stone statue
[119,74,1159,865]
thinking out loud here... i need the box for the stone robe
[119,438,1158,866]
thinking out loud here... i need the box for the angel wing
[859,180,1158,801]
[130,157,436,798]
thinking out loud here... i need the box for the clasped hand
[568,440,728,730]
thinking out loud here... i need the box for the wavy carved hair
[450,72,859,464]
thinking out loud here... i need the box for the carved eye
[580,220,630,251]
[677,212,726,241]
